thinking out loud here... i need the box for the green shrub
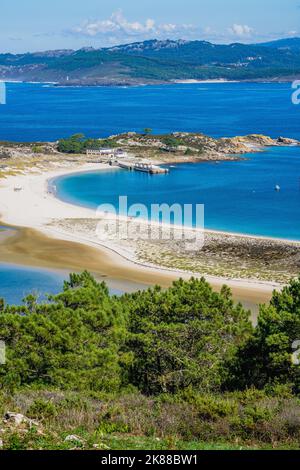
[193,396,238,421]
[32,145,44,154]
[27,398,57,420]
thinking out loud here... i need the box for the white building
[86,148,115,158]
[86,148,128,159]
[115,149,128,158]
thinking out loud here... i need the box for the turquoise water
[0,82,299,141]
[0,262,126,305]
[0,263,67,305]
[55,146,300,240]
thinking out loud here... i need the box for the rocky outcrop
[4,412,40,428]
[277,136,299,145]
[115,132,299,162]
[0,132,299,163]
[64,434,85,444]
[234,134,276,147]
[0,142,58,159]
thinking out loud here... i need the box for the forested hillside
[0,38,300,85]
[1,273,300,449]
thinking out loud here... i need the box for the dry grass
[1,390,300,448]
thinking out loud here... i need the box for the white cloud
[69,12,295,47]
[70,10,194,40]
[287,30,298,36]
[160,24,177,33]
[203,26,214,35]
[228,24,254,37]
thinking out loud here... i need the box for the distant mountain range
[258,37,300,50]
[0,38,300,86]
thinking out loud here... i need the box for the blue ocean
[0,82,300,302]
[0,82,299,141]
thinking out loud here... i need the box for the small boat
[275,185,281,192]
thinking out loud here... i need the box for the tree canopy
[124,278,252,394]
[1,273,300,397]
[226,277,300,393]
[57,135,118,154]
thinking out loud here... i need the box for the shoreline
[3,78,296,88]
[0,160,285,308]
[51,164,300,246]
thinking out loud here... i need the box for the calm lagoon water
[55,145,300,240]
[0,261,126,305]
[0,263,67,305]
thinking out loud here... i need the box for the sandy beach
[0,159,284,314]
[174,79,239,84]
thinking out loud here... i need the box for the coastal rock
[4,412,39,428]
[4,412,27,426]
[0,142,58,160]
[93,443,110,449]
[177,145,188,151]
[1,131,299,169]
[64,434,84,444]
[234,134,276,147]
[277,136,299,145]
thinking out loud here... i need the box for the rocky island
[0,132,298,170]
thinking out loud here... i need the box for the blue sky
[1,0,299,52]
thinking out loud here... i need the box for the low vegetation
[0,273,300,450]
[57,134,118,154]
